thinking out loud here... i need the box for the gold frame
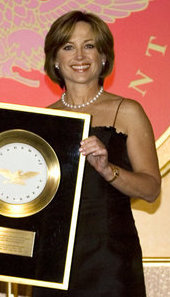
[0,102,91,290]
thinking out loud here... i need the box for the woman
[33,10,161,297]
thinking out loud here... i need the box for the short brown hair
[44,10,114,88]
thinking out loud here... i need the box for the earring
[102,61,105,67]
[55,63,59,69]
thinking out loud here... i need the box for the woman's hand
[79,136,110,176]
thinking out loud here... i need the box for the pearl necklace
[61,86,103,109]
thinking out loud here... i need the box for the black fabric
[33,127,146,297]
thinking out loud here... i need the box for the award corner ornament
[0,129,61,218]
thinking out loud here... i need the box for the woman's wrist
[107,165,119,183]
[104,163,120,183]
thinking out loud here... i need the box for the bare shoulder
[48,99,63,109]
[118,97,150,124]
[106,93,154,136]
[103,92,143,114]
[103,93,150,129]
[119,98,155,138]
[119,97,145,114]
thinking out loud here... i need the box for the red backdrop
[0,0,169,139]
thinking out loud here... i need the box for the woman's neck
[64,82,101,106]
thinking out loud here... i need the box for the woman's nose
[75,47,84,60]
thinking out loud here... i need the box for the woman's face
[55,21,105,87]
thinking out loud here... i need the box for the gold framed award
[0,102,90,290]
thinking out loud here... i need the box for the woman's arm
[79,100,161,202]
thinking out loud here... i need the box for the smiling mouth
[71,64,90,71]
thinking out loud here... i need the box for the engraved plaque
[0,227,35,257]
[0,103,90,290]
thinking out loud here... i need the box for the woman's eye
[85,44,95,49]
[63,45,73,50]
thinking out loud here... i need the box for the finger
[80,136,103,150]
[80,144,107,156]
[80,135,98,146]
[80,136,107,157]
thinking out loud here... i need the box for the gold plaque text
[0,227,35,257]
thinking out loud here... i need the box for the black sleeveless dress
[33,126,146,297]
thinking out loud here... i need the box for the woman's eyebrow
[67,39,95,43]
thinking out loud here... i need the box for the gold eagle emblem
[0,169,39,185]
